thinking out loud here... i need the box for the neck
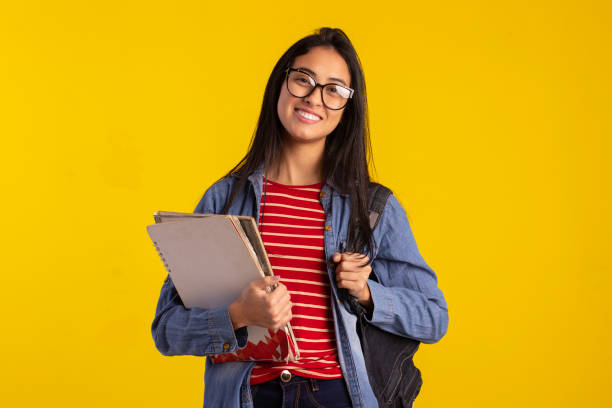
[266,138,325,185]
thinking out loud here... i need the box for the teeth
[297,109,321,121]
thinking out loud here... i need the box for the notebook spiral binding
[153,241,171,273]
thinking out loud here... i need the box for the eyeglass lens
[287,70,351,110]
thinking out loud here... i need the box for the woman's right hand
[228,276,293,330]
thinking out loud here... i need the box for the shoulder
[371,186,427,264]
[194,175,239,214]
[374,184,411,235]
[368,183,413,241]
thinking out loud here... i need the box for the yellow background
[1,1,610,406]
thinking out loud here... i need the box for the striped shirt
[249,178,342,385]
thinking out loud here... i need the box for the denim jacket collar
[246,163,349,197]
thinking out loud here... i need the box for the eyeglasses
[284,68,354,110]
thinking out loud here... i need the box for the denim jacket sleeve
[367,194,449,344]
[150,179,248,356]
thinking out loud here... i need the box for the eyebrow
[295,66,349,87]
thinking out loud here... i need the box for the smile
[295,109,322,121]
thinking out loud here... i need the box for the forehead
[292,46,351,86]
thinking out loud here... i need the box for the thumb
[332,252,341,263]
[260,275,280,292]
[263,275,280,286]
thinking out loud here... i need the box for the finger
[336,279,360,292]
[260,275,281,292]
[341,253,370,265]
[271,300,293,329]
[262,275,280,286]
[278,298,293,319]
[335,262,362,274]
[268,284,289,303]
[336,262,372,274]
[342,251,368,259]
[332,252,341,263]
[336,278,367,293]
[336,271,365,281]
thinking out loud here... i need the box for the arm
[150,179,247,356]
[151,276,248,356]
[150,177,292,356]
[366,194,449,344]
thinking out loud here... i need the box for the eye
[327,85,350,99]
[290,71,315,87]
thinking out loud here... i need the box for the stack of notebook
[147,211,299,363]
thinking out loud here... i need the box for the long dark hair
[221,27,375,254]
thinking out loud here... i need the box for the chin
[288,130,327,144]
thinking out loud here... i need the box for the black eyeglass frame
[284,67,354,110]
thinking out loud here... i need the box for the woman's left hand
[333,252,373,309]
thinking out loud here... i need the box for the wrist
[229,300,248,330]
[357,284,373,310]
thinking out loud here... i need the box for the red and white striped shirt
[249,178,342,385]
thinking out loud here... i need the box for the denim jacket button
[325,225,332,231]
[223,343,230,351]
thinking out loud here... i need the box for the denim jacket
[151,166,449,407]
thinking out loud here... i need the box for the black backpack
[345,182,422,407]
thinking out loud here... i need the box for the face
[277,46,351,145]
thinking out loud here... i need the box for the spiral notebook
[147,211,299,363]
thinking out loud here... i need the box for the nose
[302,85,324,107]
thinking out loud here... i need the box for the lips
[295,108,323,119]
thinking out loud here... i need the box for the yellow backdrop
[1,0,610,406]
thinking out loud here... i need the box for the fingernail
[272,276,280,282]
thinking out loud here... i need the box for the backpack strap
[366,182,392,231]
[345,182,393,253]
[344,182,392,315]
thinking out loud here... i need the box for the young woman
[152,27,449,408]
